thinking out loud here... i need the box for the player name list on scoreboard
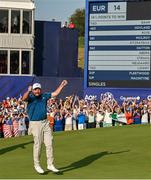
[88,2,151,86]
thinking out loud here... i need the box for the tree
[69,8,85,37]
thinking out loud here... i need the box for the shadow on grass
[59,150,129,173]
[0,141,33,155]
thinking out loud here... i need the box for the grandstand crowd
[0,94,151,138]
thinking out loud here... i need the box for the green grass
[0,125,151,179]
[78,36,84,69]
[78,36,84,48]
[78,47,84,69]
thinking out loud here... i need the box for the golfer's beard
[34,93,41,96]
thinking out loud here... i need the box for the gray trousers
[30,119,54,167]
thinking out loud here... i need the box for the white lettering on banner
[120,96,140,101]
[85,95,97,101]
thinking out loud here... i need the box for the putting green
[0,125,151,179]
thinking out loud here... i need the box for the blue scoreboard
[85,0,151,88]
[84,0,151,101]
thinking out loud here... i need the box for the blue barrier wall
[34,21,61,76]
[0,76,35,100]
[35,76,84,98]
[34,21,44,76]
[59,28,79,77]
[43,21,61,76]
[34,21,81,77]
[1,76,151,103]
[0,76,83,101]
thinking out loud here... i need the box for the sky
[34,0,85,25]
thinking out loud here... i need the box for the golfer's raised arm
[51,80,68,97]
[22,86,32,101]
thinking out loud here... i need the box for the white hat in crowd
[32,83,41,90]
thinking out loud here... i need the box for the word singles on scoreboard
[86,0,151,88]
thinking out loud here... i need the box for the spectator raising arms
[0,92,151,141]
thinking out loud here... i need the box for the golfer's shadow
[0,141,33,155]
[59,150,129,173]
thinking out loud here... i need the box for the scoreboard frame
[84,0,151,101]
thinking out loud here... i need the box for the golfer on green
[22,80,68,174]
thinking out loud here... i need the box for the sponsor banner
[84,87,151,103]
